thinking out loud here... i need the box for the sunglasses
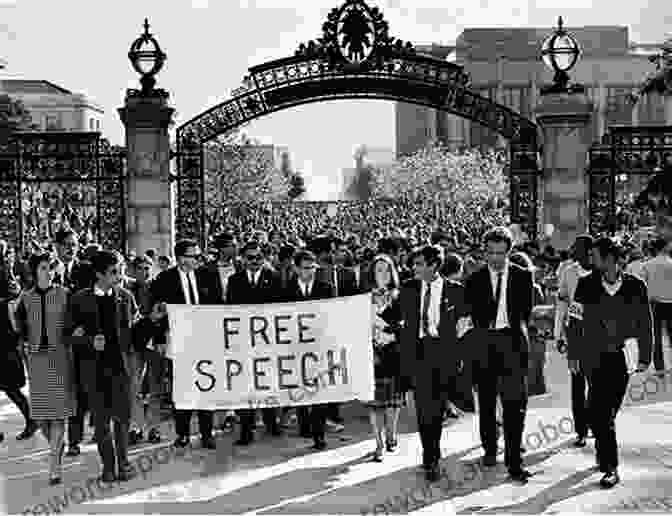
[183,253,201,259]
[245,254,264,261]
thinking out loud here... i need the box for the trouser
[567,320,590,438]
[68,355,97,446]
[325,403,342,423]
[414,368,453,467]
[237,408,278,441]
[297,404,328,443]
[127,350,162,431]
[651,301,672,371]
[586,351,629,472]
[1,387,31,424]
[92,374,132,476]
[174,409,213,440]
[473,330,528,473]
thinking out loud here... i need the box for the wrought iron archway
[0,131,127,252]
[587,125,672,235]
[174,0,540,246]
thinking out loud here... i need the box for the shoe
[373,448,384,462]
[99,471,116,483]
[66,444,81,457]
[117,465,135,482]
[312,440,327,451]
[573,436,587,448]
[599,470,620,488]
[17,420,39,440]
[325,421,344,433]
[173,436,190,448]
[128,429,143,446]
[386,438,398,453]
[509,469,533,484]
[147,428,161,444]
[49,476,62,486]
[0,432,4,443]
[235,436,253,446]
[482,454,497,467]
[299,428,312,438]
[268,426,283,437]
[426,463,440,482]
[201,436,216,449]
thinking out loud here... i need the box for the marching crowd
[0,199,666,491]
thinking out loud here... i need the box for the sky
[1,0,671,199]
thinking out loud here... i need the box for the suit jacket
[464,263,533,366]
[283,277,336,303]
[203,260,245,305]
[55,259,92,293]
[316,265,359,296]
[67,286,140,376]
[149,266,215,343]
[226,267,283,305]
[399,277,469,389]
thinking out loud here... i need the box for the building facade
[395,26,666,157]
[0,79,104,132]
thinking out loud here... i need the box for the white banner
[168,293,374,410]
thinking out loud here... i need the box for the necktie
[494,272,503,324]
[187,274,197,305]
[421,282,432,337]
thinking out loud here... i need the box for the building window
[45,113,61,131]
[89,118,95,131]
[96,119,100,131]
[606,87,633,125]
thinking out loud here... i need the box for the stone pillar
[665,93,672,125]
[118,93,175,257]
[535,92,594,251]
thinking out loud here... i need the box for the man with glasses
[150,239,217,449]
[205,232,242,304]
[67,251,140,482]
[226,240,284,445]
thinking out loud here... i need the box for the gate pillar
[118,93,175,256]
[535,92,593,250]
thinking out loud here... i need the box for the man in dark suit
[54,229,92,292]
[204,232,243,304]
[464,226,534,483]
[399,245,471,481]
[67,250,140,482]
[150,238,217,450]
[283,249,336,450]
[226,240,284,445]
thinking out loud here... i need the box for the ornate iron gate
[0,131,127,252]
[587,126,672,235]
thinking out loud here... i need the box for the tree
[287,173,306,199]
[204,130,292,226]
[369,140,508,208]
[0,94,37,145]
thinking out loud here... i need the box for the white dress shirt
[489,264,509,329]
[419,275,443,338]
[602,276,623,297]
[217,262,236,301]
[94,286,114,297]
[179,269,199,304]
[248,269,262,287]
[297,279,314,297]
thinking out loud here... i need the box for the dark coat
[226,267,284,305]
[371,289,403,380]
[202,260,244,305]
[399,278,469,391]
[0,300,25,391]
[464,263,533,368]
[316,265,359,297]
[283,277,335,303]
[54,259,93,293]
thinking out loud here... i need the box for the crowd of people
[0,198,667,491]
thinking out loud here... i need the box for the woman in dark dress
[362,254,406,462]
[0,299,38,441]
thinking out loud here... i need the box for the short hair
[509,251,535,272]
[443,252,464,277]
[158,255,170,263]
[483,226,514,251]
[241,240,262,255]
[91,250,119,274]
[593,237,624,261]
[379,237,401,255]
[294,249,317,267]
[28,253,52,278]
[651,238,667,254]
[133,255,153,268]
[55,229,77,245]
[278,244,296,262]
[414,245,443,268]
[174,239,198,259]
[431,231,453,245]
[144,249,156,259]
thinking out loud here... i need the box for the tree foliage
[0,94,37,145]
[369,141,508,209]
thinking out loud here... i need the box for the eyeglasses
[107,268,120,275]
[183,254,201,259]
[245,254,264,261]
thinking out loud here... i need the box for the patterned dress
[16,286,76,420]
[364,288,407,409]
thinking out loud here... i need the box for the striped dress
[16,286,76,420]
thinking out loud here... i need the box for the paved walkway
[2,345,672,514]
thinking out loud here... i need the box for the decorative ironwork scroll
[174,0,540,245]
[587,125,672,235]
[0,132,126,252]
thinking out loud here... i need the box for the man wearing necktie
[464,227,534,483]
[226,240,284,445]
[399,246,471,482]
[150,239,216,450]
